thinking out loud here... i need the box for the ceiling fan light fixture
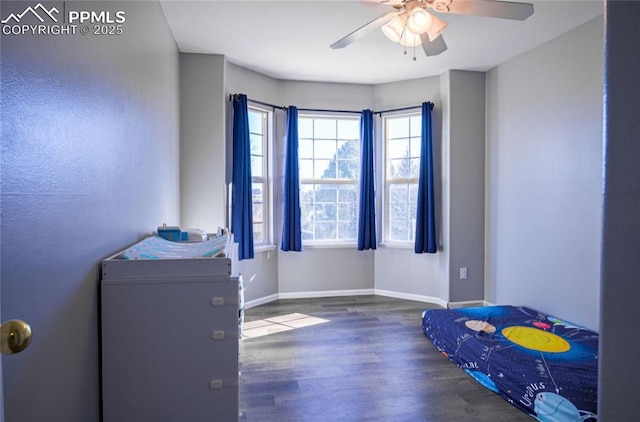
[431,0,453,13]
[406,7,433,35]
[381,14,407,43]
[426,14,448,41]
[398,27,422,47]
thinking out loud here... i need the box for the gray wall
[276,81,377,295]
[226,63,280,302]
[485,17,604,330]
[599,1,640,419]
[0,1,180,420]
[180,53,227,233]
[446,70,486,302]
[189,61,481,302]
[373,77,444,299]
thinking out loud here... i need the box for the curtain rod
[230,94,430,115]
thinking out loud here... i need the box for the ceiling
[160,0,603,85]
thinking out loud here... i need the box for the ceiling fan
[330,0,534,60]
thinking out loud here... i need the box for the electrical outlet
[460,267,468,280]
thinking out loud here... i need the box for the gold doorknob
[0,320,32,354]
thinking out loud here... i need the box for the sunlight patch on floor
[241,313,329,339]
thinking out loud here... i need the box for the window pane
[410,137,421,158]
[298,117,359,243]
[409,158,420,179]
[248,112,263,135]
[389,202,408,222]
[252,183,264,204]
[390,222,409,241]
[337,159,359,179]
[300,159,314,179]
[338,185,357,202]
[299,138,314,159]
[315,222,336,240]
[388,158,411,179]
[300,184,315,204]
[389,184,408,203]
[250,134,263,156]
[410,115,421,137]
[252,203,263,224]
[298,118,313,139]
[314,140,336,159]
[338,119,359,140]
[253,222,264,244]
[314,119,337,139]
[315,204,336,221]
[315,159,333,179]
[338,222,356,240]
[250,155,263,178]
[385,114,421,243]
[249,106,269,246]
[387,117,409,139]
[409,184,418,204]
[337,203,354,221]
[315,184,337,203]
[337,140,359,160]
[388,138,410,159]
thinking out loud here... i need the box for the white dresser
[101,243,239,422]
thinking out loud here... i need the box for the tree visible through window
[299,116,360,242]
[385,114,421,243]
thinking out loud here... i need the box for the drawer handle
[211,330,225,340]
[209,380,223,390]
[211,297,224,306]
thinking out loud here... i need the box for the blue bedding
[118,235,229,260]
[422,306,598,421]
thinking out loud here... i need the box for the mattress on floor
[422,305,598,421]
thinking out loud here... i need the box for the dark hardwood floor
[238,296,532,421]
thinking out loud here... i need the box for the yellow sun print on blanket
[501,326,570,353]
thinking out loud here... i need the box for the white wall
[485,17,604,330]
[599,1,640,419]
[0,2,180,420]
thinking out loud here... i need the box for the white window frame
[248,106,273,248]
[298,114,361,246]
[383,111,422,246]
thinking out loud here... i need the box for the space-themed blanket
[422,306,598,421]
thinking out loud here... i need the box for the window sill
[302,242,358,250]
[379,242,414,250]
[254,244,277,253]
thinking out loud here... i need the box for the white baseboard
[244,293,279,309]
[375,289,448,308]
[447,300,492,309]
[278,289,375,300]
[243,289,487,310]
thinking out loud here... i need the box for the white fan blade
[444,0,533,21]
[330,10,401,49]
[420,33,448,56]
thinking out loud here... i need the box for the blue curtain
[281,106,302,252]
[231,94,254,260]
[415,102,437,254]
[358,109,377,250]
